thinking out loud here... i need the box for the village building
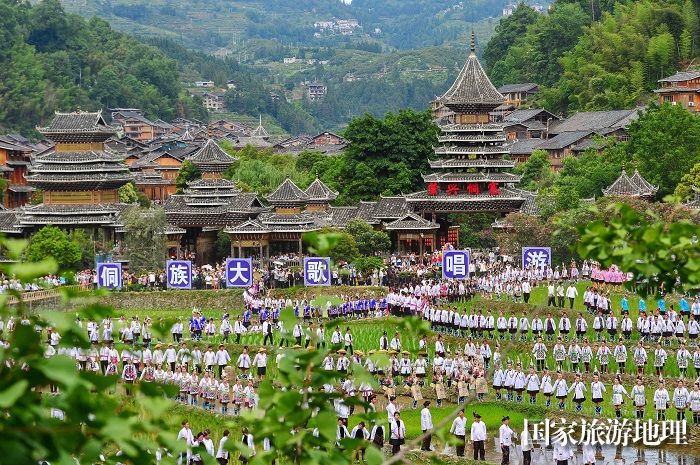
[0,135,35,208]
[603,169,658,199]
[306,82,327,101]
[497,83,540,108]
[17,111,134,236]
[200,92,225,112]
[403,33,529,249]
[655,70,700,111]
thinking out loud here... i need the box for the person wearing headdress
[590,372,606,416]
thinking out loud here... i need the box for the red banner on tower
[427,182,439,196]
[466,183,480,195]
[488,182,500,196]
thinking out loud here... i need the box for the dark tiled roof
[356,201,380,224]
[164,224,186,235]
[188,178,238,189]
[328,206,359,226]
[629,170,658,197]
[504,109,557,123]
[497,83,539,93]
[535,130,594,150]
[224,218,270,234]
[603,170,657,197]
[7,185,36,193]
[550,109,639,134]
[304,178,338,202]
[265,178,309,205]
[0,211,21,233]
[384,212,439,231]
[440,35,504,111]
[188,139,237,172]
[658,70,700,82]
[38,111,117,134]
[510,187,539,215]
[373,196,409,219]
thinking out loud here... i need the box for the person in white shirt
[386,396,399,422]
[553,438,573,465]
[654,380,670,421]
[240,428,255,463]
[521,427,533,465]
[252,347,268,379]
[450,409,467,457]
[201,430,215,457]
[389,411,406,456]
[176,421,194,465]
[470,412,486,461]
[215,429,229,465]
[420,400,433,451]
[499,416,513,465]
[566,283,578,309]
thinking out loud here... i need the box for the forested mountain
[59,0,542,52]
[487,0,700,114]
[0,0,207,134]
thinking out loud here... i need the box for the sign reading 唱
[442,250,470,279]
[226,258,253,288]
[304,257,331,286]
[166,260,192,289]
[97,262,122,289]
[522,247,552,269]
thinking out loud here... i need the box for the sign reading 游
[522,247,552,269]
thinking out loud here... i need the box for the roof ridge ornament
[470,30,476,54]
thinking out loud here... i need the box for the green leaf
[0,380,28,408]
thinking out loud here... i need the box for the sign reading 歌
[442,250,470,279]
[304,257,331,286]
[522,247,552,269]
[97,262,122,289]
[226,258,253,288]
[166,260,192,289]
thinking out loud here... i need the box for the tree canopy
[26,225,81,270]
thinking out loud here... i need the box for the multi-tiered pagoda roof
[406,34,527,214]
[18,111,134,231]
[164,178,267,227]
[187,139,237,174]
[26,150,133,191]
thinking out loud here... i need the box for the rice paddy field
[54,281,699,464]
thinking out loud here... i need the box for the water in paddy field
[488,443,700,464]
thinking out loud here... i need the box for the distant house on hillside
[497,83,540,108]
[201,92,225,112]
[306,82,327,101]
[194,81,215,88]
[112,111,170,142]
[655,70,700,112]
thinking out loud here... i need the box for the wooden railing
[5,284,93,305]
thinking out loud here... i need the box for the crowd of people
[14,251,700,465]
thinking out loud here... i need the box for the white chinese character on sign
[526,250,549,268]
[307,260,328,284]
[228,262,248,284]
[100,266,120,288]
[445,253,466,276]
[169,264,189,286]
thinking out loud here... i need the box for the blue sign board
[226,258,253,288]
[522,247,552,269]
[442,250,470,280]
[166,260,192,289]
[97,262,122,289]
[303,257,331,286]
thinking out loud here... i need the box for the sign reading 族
[226,258,253,288]
[166,260,192,289]
[522,247,552,269]
[96,262,122,289]
[442,250,470,279]
[304,257,331,286]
